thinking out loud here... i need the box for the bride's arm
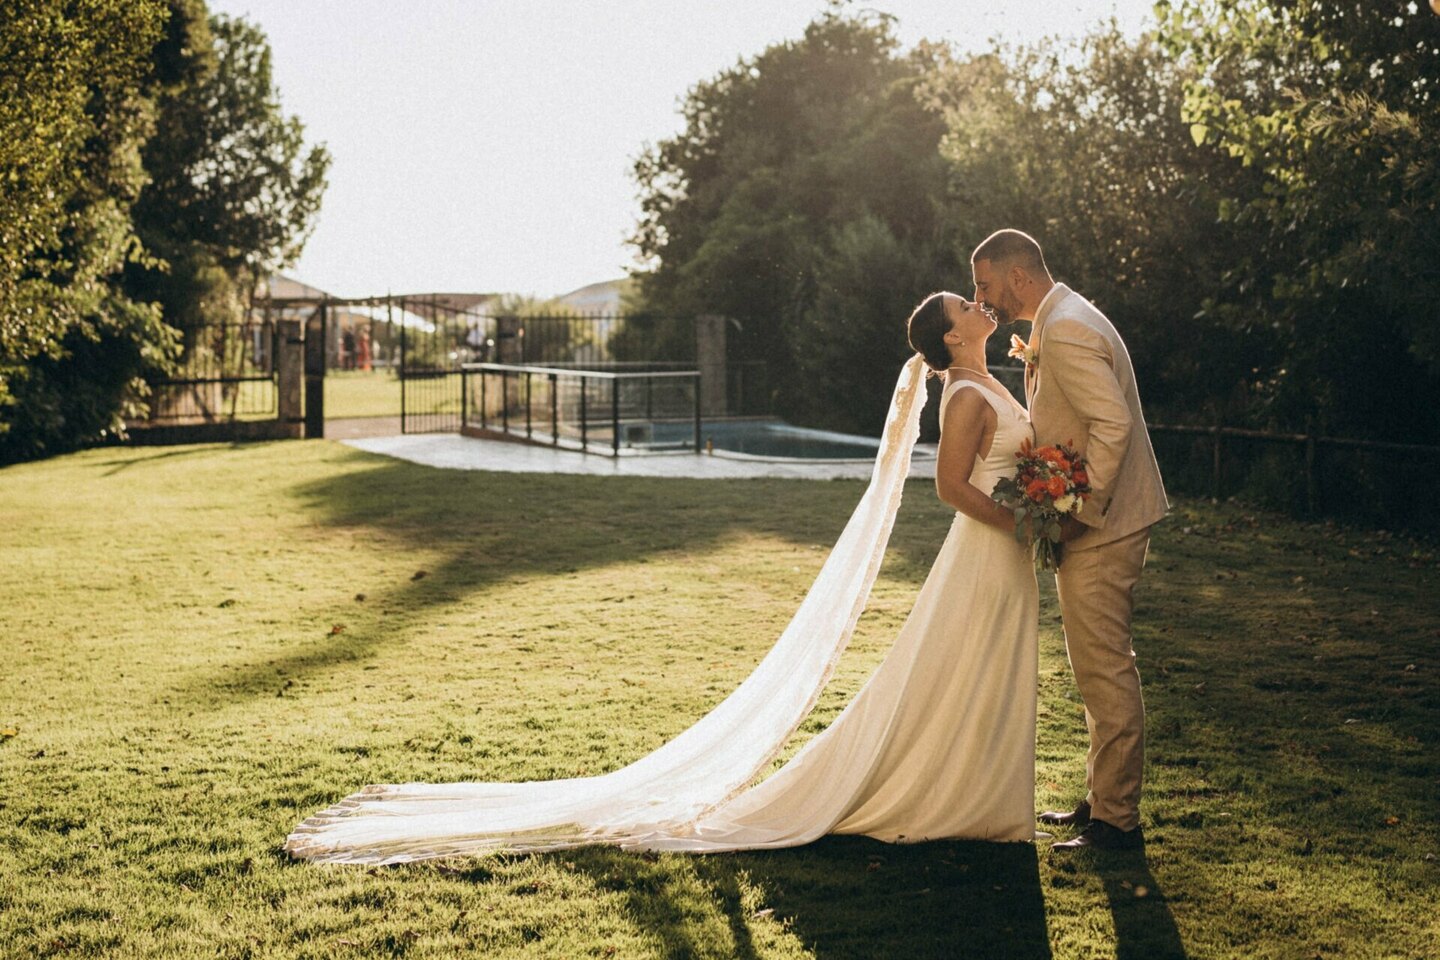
[935,390,1014,531]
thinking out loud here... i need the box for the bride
[285,292,1038,863]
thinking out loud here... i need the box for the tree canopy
[628,1,1440,448]
[0,0,328,462]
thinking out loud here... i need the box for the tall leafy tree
[126,10,330,333]
[629,6,956,432]
[923,28,1269,425]
[1158,0,1440,440]
[0,0,175,459]
[0,1,329,461]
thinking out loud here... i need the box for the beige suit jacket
[1027,284,1168,551]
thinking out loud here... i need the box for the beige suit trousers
[1055,526,1151,832]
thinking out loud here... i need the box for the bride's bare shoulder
[940,381,996,424]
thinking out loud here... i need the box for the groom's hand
[1058,516,1087,542]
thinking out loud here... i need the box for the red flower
[1047,475,1067,498]
[1073,469,1089,486]
[1026,479,1048,502]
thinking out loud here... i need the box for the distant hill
[554,278,631,315]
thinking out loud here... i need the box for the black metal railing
[462,363,702,456]
[146,320,278,422]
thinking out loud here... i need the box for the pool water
[638,419,921,460]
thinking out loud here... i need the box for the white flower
[1054,493,1077,515]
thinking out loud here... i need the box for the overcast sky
[207,1,1158,299]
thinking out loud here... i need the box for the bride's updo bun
[907,292,952,374]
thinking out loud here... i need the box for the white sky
[207,1,1158,299]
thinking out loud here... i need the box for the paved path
[344,433,938,481]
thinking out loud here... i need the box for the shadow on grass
[569,837,1050,960]
[173,447,951,709]
[1099,854,1186,960]
[94,443,246,476]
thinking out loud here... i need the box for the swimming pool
[636,419,932,461]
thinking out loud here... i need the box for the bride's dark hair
[907,292,952,374]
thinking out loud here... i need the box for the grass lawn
[2,440,1437,959]
[324,371,463,422]
[324,371,403,420]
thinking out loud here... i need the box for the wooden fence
[1147,423,1440,529]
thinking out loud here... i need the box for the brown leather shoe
[1049,818,1143,852]
[1038,800,1091,829]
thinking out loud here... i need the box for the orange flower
[1047,476,1067,498]
[1026,479,1048,501]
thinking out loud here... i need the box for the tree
[0,2,330,461]
[1158,0,1440,441]
[0,0,177,461]
[629,5,957,432]
[125,10,330,355]
[922,29,1273,426]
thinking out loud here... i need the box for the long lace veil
[285,354,930,864]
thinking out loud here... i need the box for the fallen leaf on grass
[752,908,775,920]
[1384,816,1401,826]
[329,624,346,636]
[0,728,16,739]
[354,593,367,602]
[1133,885,1150,898]
[411,570,428,581]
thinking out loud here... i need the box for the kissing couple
[285,228,1169,863]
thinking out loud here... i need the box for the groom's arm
[1042,321,1132,529]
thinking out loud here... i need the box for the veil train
[285,355,929,864]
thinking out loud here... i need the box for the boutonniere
[1008,333,1039,369]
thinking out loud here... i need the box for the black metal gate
[397,296,465,434]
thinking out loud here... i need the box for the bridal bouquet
[990,438,1091,571]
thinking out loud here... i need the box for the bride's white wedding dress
[285,358,1038,863]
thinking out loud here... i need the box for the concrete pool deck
[344,433,939,481]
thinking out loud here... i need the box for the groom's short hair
[971,229,1048,276]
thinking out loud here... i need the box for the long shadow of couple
[565,834,1185,959]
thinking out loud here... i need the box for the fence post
[461,367,468,428]
[479,368,487,429]
[1305,436,1319,516]
[399,298,407,432]
[277,319,303,435]
[525,372,533,439]
[501,370,509,435]
[612,377,621,456]
[550,372,559,445]
[1211,424,1222,500]
[696,314,728,416]
[693,373,702,452]
[304,301,326,439]
[580,376,588,451]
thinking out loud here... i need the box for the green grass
[324,370,402,419]
[324,371,463,421]
[2,441,1437,959]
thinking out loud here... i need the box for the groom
[971,229,1168,852]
